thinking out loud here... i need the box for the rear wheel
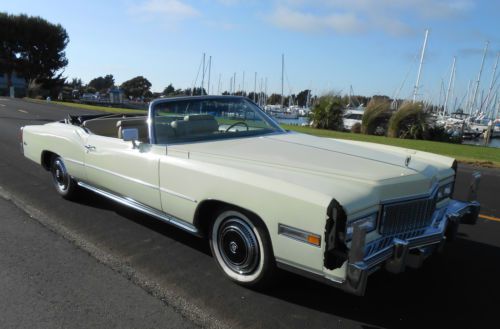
[209,209,275,288]
[50,156,78,200]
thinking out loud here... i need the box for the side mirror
[122,128,139,142]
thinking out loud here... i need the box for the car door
[84,134,164,210]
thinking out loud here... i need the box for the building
[0,71,27,97]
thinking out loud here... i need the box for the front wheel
[50,156,79,200]
[210,209,275,288]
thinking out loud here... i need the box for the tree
[163,83,175,96]
[309,94,344,130]
[0,13,69,93]
[120,76,152,98]
[296,89,311,107]
[88,74,114,92]
[267,93,282,105]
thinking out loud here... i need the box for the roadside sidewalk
[0,197,198,329]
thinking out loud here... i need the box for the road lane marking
[0,104,5,107]
[479,214,500,222]
[18,109,28,114]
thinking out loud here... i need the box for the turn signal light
[307,235,320,246]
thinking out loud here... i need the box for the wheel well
[41,151,57,170]
[194,200,270,241]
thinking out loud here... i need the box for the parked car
[342,109,364,131]
[20,96,480,295]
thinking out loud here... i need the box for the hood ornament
[405,155,411,167]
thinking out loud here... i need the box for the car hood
[176,132,452,182]
[171,132,455,213]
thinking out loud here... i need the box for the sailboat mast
[281,54,284,108]
[413,29,429,102]
[483,51,499,113]
[201,53,205,95]
[470,41,489,114]
[217,73,221,95]
[253,72,257,102]
[443,56,456,116]
[207,56,212,95]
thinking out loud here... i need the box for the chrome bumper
[339,199,480,295]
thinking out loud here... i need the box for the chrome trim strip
[77,181,200,236]
[275,257,341,282]
[85,163,158,190]
[381,183,439,205]
[278,223,321,247]
[65,158,84,166]
[159,187,197,203]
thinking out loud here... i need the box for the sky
[2,0,500,106]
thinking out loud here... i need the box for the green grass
[283,125,500,167]
[25,99,499,167]
[26,98,146,114]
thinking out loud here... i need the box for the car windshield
[344,113,363,120]
[151,97,284,144]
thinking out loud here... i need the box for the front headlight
[346,213,378,240]
[437,182,453,202]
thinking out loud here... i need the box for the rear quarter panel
[23,122,87,179]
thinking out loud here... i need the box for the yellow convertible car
[20,96,480,295]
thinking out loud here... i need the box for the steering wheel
[225,121,249,132]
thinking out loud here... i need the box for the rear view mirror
[122,128,139,142]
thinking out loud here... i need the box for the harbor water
[275,117,310,126]
[274,117,500,148]
[462,138,500,148]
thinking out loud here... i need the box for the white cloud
[269,0,475,35]
[133,0,200,20]
[269,6,362,33]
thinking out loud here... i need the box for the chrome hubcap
[218,217,259,275]
[52,159,69,191]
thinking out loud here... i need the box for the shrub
[351,122,361,133]
[361,99,392,135]
[309,94,344,130]
[388,102,427,139]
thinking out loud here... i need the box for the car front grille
[379,196,436,235]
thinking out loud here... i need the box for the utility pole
[242,71,245,96]
[443,56,456,116]
[413,29,429,102]
[470,41,489,114]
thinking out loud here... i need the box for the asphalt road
[1,97,499,329]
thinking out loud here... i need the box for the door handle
[84,144,96,151]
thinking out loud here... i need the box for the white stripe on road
[18,109,28,114]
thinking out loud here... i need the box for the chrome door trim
[77,181,200,236]
[159,187,197,203]
[85,163,159,190]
